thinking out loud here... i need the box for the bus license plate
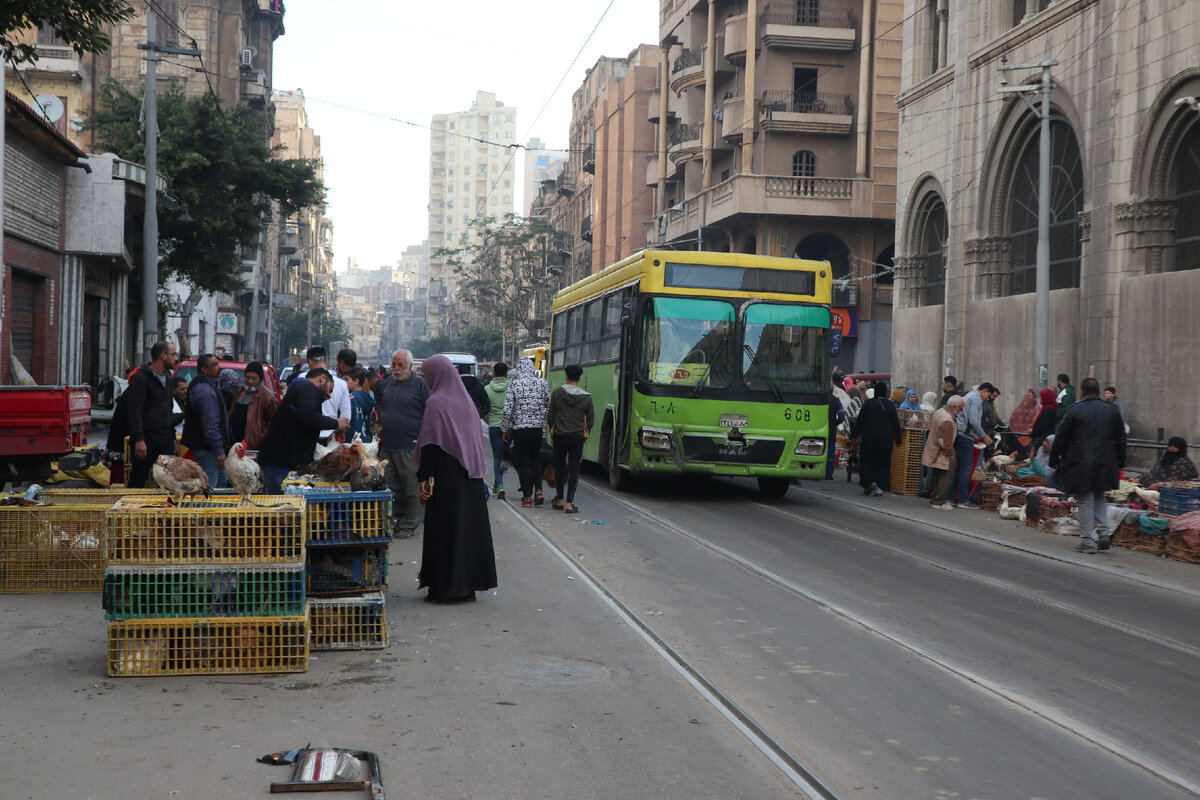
[719,414,748,428]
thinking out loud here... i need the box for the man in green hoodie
[484,361,511,499]
[547,364,595,514]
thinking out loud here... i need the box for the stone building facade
[893,0,1200,443]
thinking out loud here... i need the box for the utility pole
[137,13,199,362]
[999,57,1057,388]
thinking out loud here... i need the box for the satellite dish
[34,94,65,123]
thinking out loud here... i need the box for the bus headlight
[794,437,826,456]
[640,427,673,450]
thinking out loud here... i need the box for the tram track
[499,498,845,800]
[558,477,1200,799]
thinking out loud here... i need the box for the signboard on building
[272,292,297,309]
[830,308,858,338]
[217,312,239,335]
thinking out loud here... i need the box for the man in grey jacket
[375,349,429,537]
[951,382,996,509]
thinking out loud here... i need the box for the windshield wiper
[743,344,783,402]
[690,336,729,397]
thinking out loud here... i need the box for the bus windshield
[742,304,830,394]
[639,297,736,387]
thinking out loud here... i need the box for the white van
[437,352,478,377]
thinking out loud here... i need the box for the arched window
[874,245,895,287]
[1173,123,1200,271]
[795,233,850,281]
[792,150,816,177]
[1007,120,1083,295]
[914,193,947,305]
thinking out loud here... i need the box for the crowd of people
[833,368,1197,553]
[106,342,603,606]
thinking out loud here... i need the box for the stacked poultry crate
[101,495,309,676]
[0,489,166,594]
[285,481,391,651]
[889,410,930,496]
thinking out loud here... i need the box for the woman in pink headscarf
[414,355,497,604]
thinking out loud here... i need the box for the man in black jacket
[257,368,349,494]
[106,341,178,487]
[1050,377,1127,554]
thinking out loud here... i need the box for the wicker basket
[1112,519,1140,548]
[888,429,925,496]
[1165,533,1200,564]
[981,482,1003,511]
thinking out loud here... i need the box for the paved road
[2,470,1197,799]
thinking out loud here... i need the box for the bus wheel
[757,477,790,498]
[608,447,630,492]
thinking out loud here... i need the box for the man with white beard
[375,349,430,537]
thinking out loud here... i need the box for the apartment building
[426,91,518,337]
[522,137,568,217]
[893,1,1200,443]
[647,0,903,371]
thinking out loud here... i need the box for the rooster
[225,441,264,504]
[349,457,388,492]
[299,440,365,483]
[152,455,212,503]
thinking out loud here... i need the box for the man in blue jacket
[181,353,233,488]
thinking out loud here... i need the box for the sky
[272,0,659,273]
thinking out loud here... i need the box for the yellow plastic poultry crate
[35,488,167,506]
[105,495,306,565]
[308,592,389,651]
[106,615,309,676]
[0,504,109,592]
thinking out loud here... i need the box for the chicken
[311,438,336,463]
[299,441,364,483]
[990,453,1015,470]
[152,455,212,503]
[348,457,388,492]
[349,432,380,462]
[1134,486,1160,508]
[225,441,264,503]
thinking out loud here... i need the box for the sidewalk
[0,500,798,800]
[796,476,1199,597]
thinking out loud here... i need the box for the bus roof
[552,249,831,311]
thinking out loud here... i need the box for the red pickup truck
[0,386,96,488]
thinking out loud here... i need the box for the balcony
[647,86,678,124]
[646,174,875,244]
[668,121,702,164]
[557,172,576,197]
[760,4,857,52]
[724,13,747,64]
[277,230,299,255]
[644,153,680,188]
[760,90,854,135]
[669,47,705,94]
[720,95,746,140]
[582,145,595,175]
[580,215,593,243]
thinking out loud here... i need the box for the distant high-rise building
[523,137,568,217]
[427,91,518,336]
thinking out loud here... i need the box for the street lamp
[999,56,1057,388]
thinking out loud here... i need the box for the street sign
[217,312,239,334]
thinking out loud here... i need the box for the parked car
[171,360,285,402]
[90,375,128,425]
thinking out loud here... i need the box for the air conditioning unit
[240,49,254,68]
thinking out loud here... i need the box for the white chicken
[989,453,1015,470]
[152,455,211,503]
[225,441,264,504]
[349,432,380,461]
[1134,486,1160,508]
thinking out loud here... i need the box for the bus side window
[600,292,622,361]
[551,311,566,368]
[566,307,582,365]
[582,299,602,363]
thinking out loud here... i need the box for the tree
[84,78,326,294]
[437,215,568,342]
[273,301,351,361]
[457,327,503,361]
[2,0,135,66]
[407,335,456,360]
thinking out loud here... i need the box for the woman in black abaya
[851,380,903,496]
[414,355,498,604]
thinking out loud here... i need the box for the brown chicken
[151,455,212,502]
[299,441,364,483]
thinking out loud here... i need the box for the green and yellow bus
[547,250,833,498]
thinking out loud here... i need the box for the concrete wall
[1117,271,1200,444]
[890,305,944,396]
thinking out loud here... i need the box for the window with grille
[796,0,820,26]
[915,195,947,305]
[1174,124,1200,271]
[1007,120,1083,294]
[792,150,816,177]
